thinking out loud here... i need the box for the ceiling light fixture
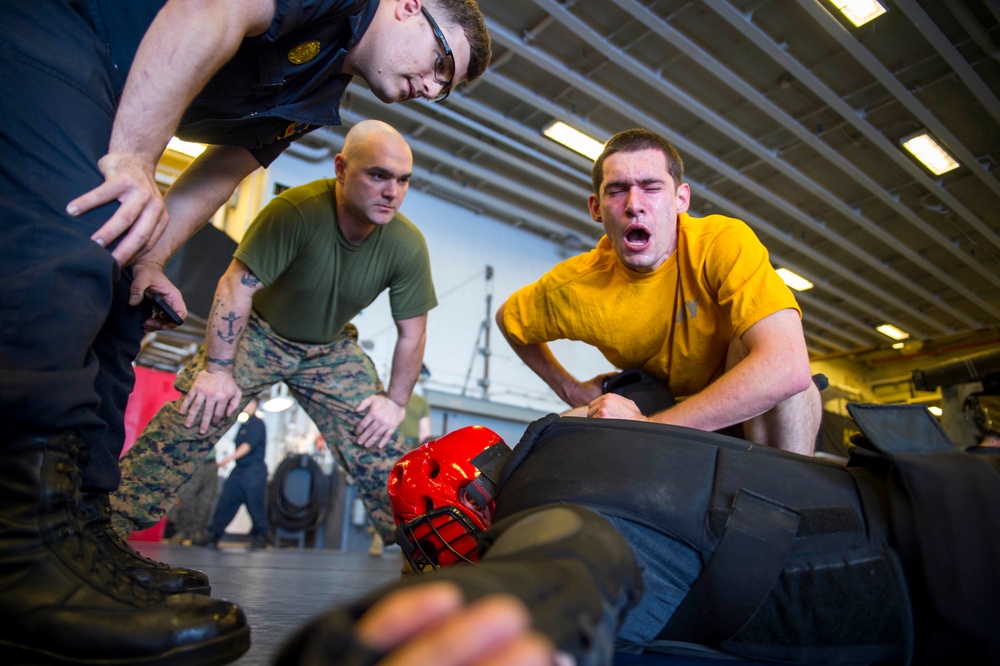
[829,0,887,27]
[876,323,910,341]
[167,137,207,158]
[901,132,960,176]
[542,121,605,161]
[775,268,814,292]
[927,406,943,417]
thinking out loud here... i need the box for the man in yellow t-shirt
[497,128,820,454]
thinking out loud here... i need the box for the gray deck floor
[133,541,766,666]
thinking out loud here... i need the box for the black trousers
[0,0,147,492]
[208,464,270,538]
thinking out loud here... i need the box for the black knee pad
[459,504,643,664]
[276,505,642,666]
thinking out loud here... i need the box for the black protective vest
[494,415,1000,665]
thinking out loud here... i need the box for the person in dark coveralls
[193,399,270,548]
[0,1,490,664]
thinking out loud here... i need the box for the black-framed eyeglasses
[421,6,455,102]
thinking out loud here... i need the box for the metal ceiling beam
[796,0,1000,201]
[703,0,1000,258]
[689,175,941,339]
[893,0,1000,126]
[488,22,984,329]
[433,96,594,184]
[602,0,1000,296]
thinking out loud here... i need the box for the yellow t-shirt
[503,213,800,398]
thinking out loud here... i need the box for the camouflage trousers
[166,456,218,540]
[111,313,408,543]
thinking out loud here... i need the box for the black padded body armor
[495,415,1000,665]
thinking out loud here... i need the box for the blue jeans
[605,515,703,643]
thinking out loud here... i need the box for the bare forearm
[495,303,581,406]
[648,361,791,432]
[385,323,427,407]
[649,346,812,432]
[144,146,261,267]
[512,343,582,406]
[109,0,275,168]
[204,264,260,372]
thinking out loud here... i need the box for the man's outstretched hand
[356,583,573,666]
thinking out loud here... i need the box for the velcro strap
[465,442,510,507]
[658,489,800,645]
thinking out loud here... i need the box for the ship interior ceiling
[139,0,1000,408]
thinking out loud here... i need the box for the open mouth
[625,226,650,246]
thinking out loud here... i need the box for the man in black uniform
[278,408,1000,666]
[193,399,270,548]
[0,1,489,664]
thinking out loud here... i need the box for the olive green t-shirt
[234,178,437,343]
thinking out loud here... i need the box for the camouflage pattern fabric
[166,456,219,540]
[111,313,408,542]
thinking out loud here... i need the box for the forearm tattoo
[207,293,245,350]
[216,311,244,345]
[240,272,261,288]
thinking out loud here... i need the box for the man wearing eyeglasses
[0,1,487,664]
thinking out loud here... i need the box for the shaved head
[334,120,414,242]
[342,119,413,165]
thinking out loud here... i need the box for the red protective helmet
[387,425,510,571]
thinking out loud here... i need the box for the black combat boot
[82,491,211,595]
[0,433,251,665]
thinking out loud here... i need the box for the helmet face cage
[395,506,484,572]
[387,426,507,572]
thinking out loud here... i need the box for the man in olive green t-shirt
[111,120,437,546]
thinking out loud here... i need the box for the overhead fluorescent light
[901,133,959,176]
[167,137,207,158]
[892,342,905,350]
[542,121,605,161]
[830,0,886,27]
[876,323,910,341]
[775,268,814,292]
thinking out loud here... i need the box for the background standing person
[496,128,820,455]
[193,399,270,548]
[112,120,437,557]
